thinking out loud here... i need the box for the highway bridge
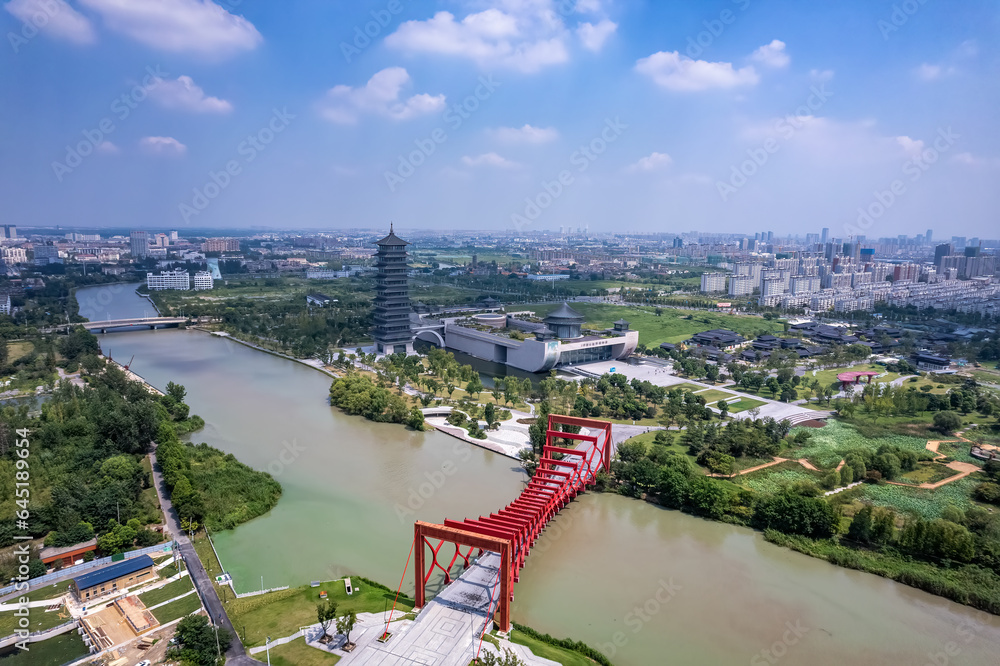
[80,317,190,333]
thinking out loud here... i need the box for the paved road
[149,444,263,665]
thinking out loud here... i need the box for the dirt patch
[796,420,827,428]
[516,418,536,425]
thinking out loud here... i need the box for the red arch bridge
[412,414,612,632]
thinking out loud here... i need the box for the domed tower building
[372,224,414,355]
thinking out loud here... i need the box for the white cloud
[385,8,570,73]
[96,140,119,154]
[148,75,232,114]
[750,40,789,68]
[139,136,186,155]
[809,69,834,82]
[914,63,956,81]
[319,67,445,124]
[78,0,262,58]
[635,51,758,91]
[896,135,925,158]
[462,152,520,169]
[4,0,95,44]
[577,19,616,52]
[628,152,672,172]
[491,124,559,143]
[951,152,1000,167]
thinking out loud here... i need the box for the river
[77,284,1000,665]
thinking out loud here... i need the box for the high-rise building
[728,275,755,297]
[700,272,726,293]
[1,225,16,240]
[934,243,952,269]
[925,229,933,244]
[821,227,829,244]
[372,224,414,355]
[169,231,179,241]
[201,238,241,253]
[130,231,149,259]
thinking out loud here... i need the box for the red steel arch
[414,414,613,632]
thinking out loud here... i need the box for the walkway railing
[412,414,612,632]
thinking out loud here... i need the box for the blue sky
[1,0,998,237]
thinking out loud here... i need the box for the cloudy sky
[1,0,998,238]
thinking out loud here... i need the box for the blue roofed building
[73,554,155,601]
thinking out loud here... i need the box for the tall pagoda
[372,224,414,355]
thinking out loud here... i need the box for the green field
[860,477,982,520]
[738,461,822,493]
[526,303,781,346]
[0,605,71,637]
[151,591,203,624]
[896,463,962,486]
[228,580,414,648]
[807,364,900,392]
[787,421,930,468]
[138,576,194,607]
[4,341,33,363]
[1,632,88,666]
[722,397,767,413]
[665,382,707,393]
[695,389,738,404]
[268,637,341,665]
[193,532,225,582]
[506,630,603,666]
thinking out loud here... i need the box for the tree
[166,381,187,404]
[717,400,729,419]
[484,402,497,429]
[466,373,483,399]
[933,411,962,435]
[171,614,231,666]
[847,505,873,543]
[336,610,358,647]
[317,599,338,640]
[405,408,425,431]
[476,648,527,665]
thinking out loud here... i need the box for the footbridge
[412,415,612,632]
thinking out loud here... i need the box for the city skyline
[2,1,998,236]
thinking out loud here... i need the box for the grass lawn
[934,439,982,465]
[5,341,33,363]
[193,531,225,582]
[27,579,74,601]
[507,630,603,666]
[665,382,707,393]
[228,580,414,648]
[2,632,88,666]
[526,303,781,346]
[268,637,341,665]
[970,369,1000,385]
[723,397,768,413]
[138,576,194,607]
[896,463,963,486]
[0,605,71,637]
[860,477,983,520]
[151,591,203,624]
[618,431,699,466]
[807,364,900,392]
[898,376,951,395]
[159,563,179,578]
[694,389,738,404]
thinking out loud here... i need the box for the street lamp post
[266,636,271,666]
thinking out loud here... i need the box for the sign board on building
[716,302,732,308]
